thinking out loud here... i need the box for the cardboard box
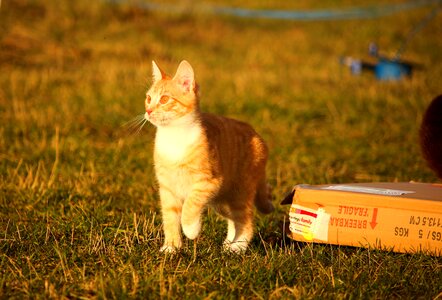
[282,182,442,256]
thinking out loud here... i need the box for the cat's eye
[160,95,170,105]
[146,95,151,104]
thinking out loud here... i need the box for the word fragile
[337,205,369,217]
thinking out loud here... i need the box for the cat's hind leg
[223,210,254,253]
[222,218,236,249]
[221,191,254,253]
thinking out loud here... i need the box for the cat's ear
[152,60,165,82]
[173,60,195,93]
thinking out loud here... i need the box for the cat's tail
[255,179,274,214]
[420,94,442,180]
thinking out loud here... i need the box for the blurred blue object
[374,59,412,80]
[350,59,362,75]
[340,54,413,81]
[368,43,379,57]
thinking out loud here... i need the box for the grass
[1,0,442,298]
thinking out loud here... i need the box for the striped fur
[145,61,273,253]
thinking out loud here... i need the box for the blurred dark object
[420,95,442,180]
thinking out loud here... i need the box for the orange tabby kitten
[145,60,273,253]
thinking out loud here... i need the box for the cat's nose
[146,108,153,115]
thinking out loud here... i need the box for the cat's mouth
[145,113,171,127]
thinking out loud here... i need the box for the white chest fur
[154,122,203,163]
[154,122,203,201]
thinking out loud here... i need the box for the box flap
[302,182,442,201]
[281,189,295,205]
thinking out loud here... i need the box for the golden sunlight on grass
[1,0,441,298]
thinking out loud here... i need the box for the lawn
[1,0,442,298]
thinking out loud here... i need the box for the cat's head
[145,60,198,127]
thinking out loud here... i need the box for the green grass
[1,0,442,298]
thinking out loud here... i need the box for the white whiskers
[122,114,148,136]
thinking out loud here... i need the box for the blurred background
[1,0,442,297]
[2,0,441,200]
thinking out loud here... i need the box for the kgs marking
[394,227,409,237]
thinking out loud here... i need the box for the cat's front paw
[160,244,179,254]
[222,239,233,251]
[223,240,248,253]
[182,219,201,240]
